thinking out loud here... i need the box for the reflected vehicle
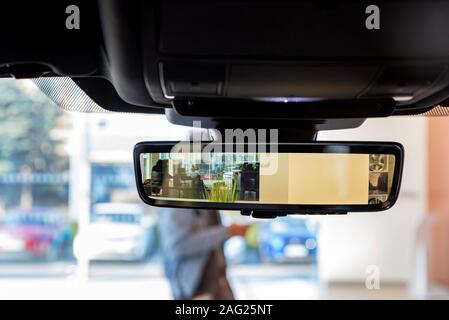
[0,209,73,261]
[74,203,157,262]
[259,217,317,264]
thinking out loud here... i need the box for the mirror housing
[134,141,404,216]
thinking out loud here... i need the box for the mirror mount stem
[277,128,318,143]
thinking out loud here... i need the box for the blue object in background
[259,217,318,264]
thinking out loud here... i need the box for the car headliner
[1,1,449,132]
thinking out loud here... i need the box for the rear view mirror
[134,142,404,215]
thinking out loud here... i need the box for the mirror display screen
[139,152,396,205]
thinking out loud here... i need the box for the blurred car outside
[259,217,318,264]
[221,211,317,264]
[221,212,318,265]
[74,203,157,262]
[0,208,74,261]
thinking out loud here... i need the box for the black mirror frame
[133,141,404,214]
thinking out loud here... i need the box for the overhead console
[157,1,449,58]
[160,61,447,105]
[3,0,449,125]
[138,0,449,121]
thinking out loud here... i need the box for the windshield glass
[0,77,446,300]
